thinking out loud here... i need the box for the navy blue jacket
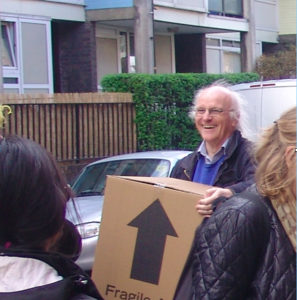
[170,130,255,193]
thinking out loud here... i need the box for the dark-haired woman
[0,135,103,299]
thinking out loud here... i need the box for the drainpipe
[134,0,155,73]
[0,22,3,93]
[241,0,257,72]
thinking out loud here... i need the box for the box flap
[108,175,210,195]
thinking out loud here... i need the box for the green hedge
[101,73,260,151]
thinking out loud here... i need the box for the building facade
[86,0,283,89]
[1,0,97,93]
[271,0,296,51]
[1,0,294,93]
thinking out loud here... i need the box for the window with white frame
[1,20,19,89]
[1,21,17,68]
[1,15,53,94]
[209,0,243,17]
[206,36,241,74]
[119,31,135,73]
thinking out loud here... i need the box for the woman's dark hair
[53,219,82,261]
[0,135,73,250]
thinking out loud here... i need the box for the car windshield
[72,158,171,197]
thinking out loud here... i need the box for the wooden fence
[0,93,136,179]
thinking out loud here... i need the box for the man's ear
[231,111,239,128]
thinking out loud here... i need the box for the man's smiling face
[195,87,238,151]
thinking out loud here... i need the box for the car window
[72,158,171,197]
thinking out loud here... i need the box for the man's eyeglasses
[195,107,232,116]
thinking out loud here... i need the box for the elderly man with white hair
[171,83,255,215]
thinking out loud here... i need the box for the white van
[231,79,296,141]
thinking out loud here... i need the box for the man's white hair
[188,81,251,139]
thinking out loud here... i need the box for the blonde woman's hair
[255,106,296,197]
[255,106,296,250]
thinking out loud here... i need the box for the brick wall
[52,21,98,93]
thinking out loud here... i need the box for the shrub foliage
[255,46,296,80]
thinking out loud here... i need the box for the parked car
[66,150,191,271]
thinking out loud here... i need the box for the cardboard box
[92,176,209,300]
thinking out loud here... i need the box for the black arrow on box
[128,199,178,285]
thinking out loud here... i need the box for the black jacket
[0,249,103,300]
[189,187,296,300]
[170,130,255,193]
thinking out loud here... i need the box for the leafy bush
[255,46,296,80]
[101,73,259,151]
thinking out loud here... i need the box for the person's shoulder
[182,151,197,160]
[196,190,270,244]
[174,150,197,167]
[232,130,252,145]
[196,190,270,252]
[215,189,269,222]
[231,130,254,157]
